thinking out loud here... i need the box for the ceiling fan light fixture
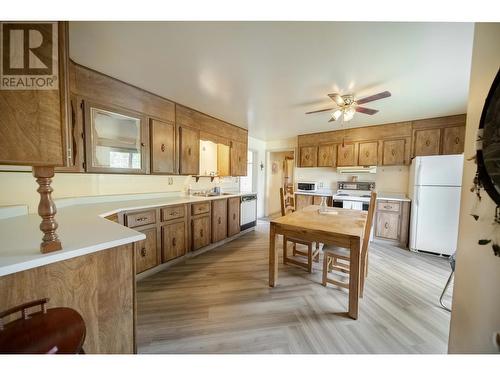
[331,109,343,121]
[343,106,356,122]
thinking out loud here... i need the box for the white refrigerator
[409,155,464,255]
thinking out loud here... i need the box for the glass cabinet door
[84,102,147,173]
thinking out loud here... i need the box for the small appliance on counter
[240,194,257,230]
[296,181,318,192]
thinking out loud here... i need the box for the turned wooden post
[32,166,62,253]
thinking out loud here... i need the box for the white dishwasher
[240,194,257,230]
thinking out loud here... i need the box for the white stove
[332,182,375,209]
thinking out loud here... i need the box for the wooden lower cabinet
[313,195,332,206]
[227,197,241,237]
[295,194,313,211]
[134,227,158,274]
[374,200,410,248]
[161,221,186,262]
[192,214,211,250]
[0,244,135,354]
[212,199,228,243]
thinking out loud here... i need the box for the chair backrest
[361,191,377,257]
[279,187,286,217]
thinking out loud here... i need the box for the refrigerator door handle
[416,160,422,186]
[415,185,419,206]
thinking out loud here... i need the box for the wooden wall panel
[0,244,135,354]
[70,62,175,123]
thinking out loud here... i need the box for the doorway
[265,150,295,217]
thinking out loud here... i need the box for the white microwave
[296,182,318,192]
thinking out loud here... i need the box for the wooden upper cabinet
[413,128,441,157]
[337,143,356,166]
[211,199,228,243]
[442,126,466,155]
[178,126,200,175]
[83,101,149,174]
[217,143,231,176]
[358,141,378,166]
[318,144,336,167]
[299,146,318,167]
[150,119,175,174]
[227,197,241,237]
[0,21,70,167]
[382,139,406,165]
[230,141,247,176]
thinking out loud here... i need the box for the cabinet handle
[141,142,145,147]
[172,237,176,247]
[384,222,389,229]
[365,151,369,157]
[140,247,146,257]
[305,155,309,160]
[218,217,221,225]
[455,136,460,144]
[188,147,191,156]
[136,217,148,222]
[391,149,395,156]
[425,140,430,146]
[384,205,392,209]
[344,152,348,158]
[200,229,204,237]
[233,213,236,220]
[161,143,166,152]
[170,211,177,216]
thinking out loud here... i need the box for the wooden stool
[0,298,86,354]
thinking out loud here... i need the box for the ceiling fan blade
[305,107,335,114]
[328,93,345,106]
[355,106,379,115]
[356,91,391,105]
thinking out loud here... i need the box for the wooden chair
[280,188,320,273]
[322,191,377,298]
[0,298,86,354]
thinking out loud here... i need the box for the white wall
[448,23,500,353]
[248,136,267,218]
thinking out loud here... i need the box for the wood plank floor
[137,221,453,354]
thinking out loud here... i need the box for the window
[240,150,254,192]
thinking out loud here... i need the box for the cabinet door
[227,197,241,237]
[135,228,158,274]
[217,143,230,176]
[212,199,228,243]
[162,221,186,262]
[318,144,336,167]
[382,139,406,165]
[337,143,356,166]
[295,194,313,211]
[299,146,318,167]
[230,141,247,176]
[358,141,378,166]
[192,215,211,250]
[375,212,400,240]
[151,119,175,174]
[179,126,200,175]
[414,129,441,157]
[0,22,69,167]
[442,126,465,155]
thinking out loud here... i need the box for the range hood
[337,166,377,174]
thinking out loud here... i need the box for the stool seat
[0,300,86,354]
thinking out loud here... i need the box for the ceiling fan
[305,90,391,122]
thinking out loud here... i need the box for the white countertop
[0,192,250,277]
[295,191,410,202]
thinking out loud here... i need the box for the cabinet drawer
[125,210,156,228]
[191,202,210,215]
[161,205,185,222]
[135,228,158,274]
[377,201,401,212]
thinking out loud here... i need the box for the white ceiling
[69,22,474,141]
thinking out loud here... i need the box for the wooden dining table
[268,205,367,320]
